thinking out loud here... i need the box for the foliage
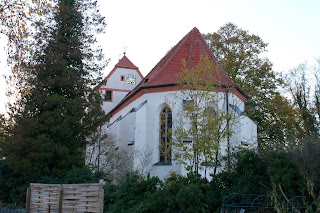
[170,56,235,175]
[103,173,162,213]
[292,136,320,190]
[283,63,320,137]
[33,166,98,185]
[266,152,304,196]
[62,166,99,184]
[203,22,301,150]
[3,0,107,181]
[94,150,320,212]
[0,114,7,148]
[262,92,302,150]
[0,160,97,207]
[103,172,218,213]
[87,129,131,183]
[0,0,55,77]
[315,59,320,123]
[0,160,29,206]
[215,149,268,197]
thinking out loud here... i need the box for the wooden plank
[58,189,63,213]
[100,188,104,213]
[28,183,103,213]
[26,188,31,213]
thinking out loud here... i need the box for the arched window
[204,106,216,122]
[203,105,217,141]
[159,106,172,163]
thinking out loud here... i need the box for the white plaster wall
[143,93,183,180]
[101,91,128,114]
[104,67,142,90]
[239,116,257,148]
[228,92,245,112]
[106,90,257,180]
[100,67,143,114]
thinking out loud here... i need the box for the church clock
[126,74,136,84]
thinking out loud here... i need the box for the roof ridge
[187,28,195,70]
[144,28,195,85]
[197,29,236,86]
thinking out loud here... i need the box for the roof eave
[108,83,249,115]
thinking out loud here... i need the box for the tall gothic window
[159,106,172,163]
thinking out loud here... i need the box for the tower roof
[115,55,138,69]
[110,27,247,115]
[104,55,143,81]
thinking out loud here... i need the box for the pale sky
[0,0,319,114]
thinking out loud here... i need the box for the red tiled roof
[115,55,138,69]
[129,27,237,93]
[104,55,143,81]
[110,27,246,115]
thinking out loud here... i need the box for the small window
[229,104,243,115]
[182,138,192,143]
[200,161,215,167]
[241,141,249,146]
[182,100,194,110]
[120,75,125,81]
[127,141,135,145]
[105,90,112,101]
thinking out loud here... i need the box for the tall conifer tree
[3,0,107,180]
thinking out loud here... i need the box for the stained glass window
[159,106,172,163]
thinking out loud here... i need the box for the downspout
[226,88,230,172]
[98,126,101,174]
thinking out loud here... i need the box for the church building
[94,27,257,180]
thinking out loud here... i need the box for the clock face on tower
[126,74,136,84]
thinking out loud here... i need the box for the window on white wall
[159,106,172,163]
[105,90,112,101]
[182,100,194,110]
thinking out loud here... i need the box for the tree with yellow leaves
[168,56,235,175]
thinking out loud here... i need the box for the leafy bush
[0,160,29,206]
[62,166,99,184]
[215,150,268,198]
[103,172,219,213]
[266,152,304,196]
[103,173,161,213]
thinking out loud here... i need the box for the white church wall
[237,116,258,149]
[105,67,142,90]
[101,90,128,114]
[100,67,143,114]
[132,98,151,175]
[143,92,183,179]
[228,92,245,112]
[105,89,257,180]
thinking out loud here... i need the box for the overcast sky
[0,0,319,114]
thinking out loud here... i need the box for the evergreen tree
[0,114,6,147]
[3,0,107,180]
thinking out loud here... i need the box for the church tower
[99,54,143,114]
